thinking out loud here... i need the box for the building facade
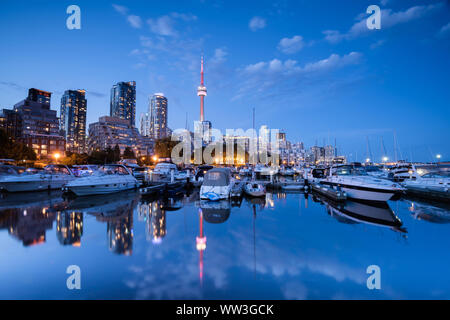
[60,89,87,153]
[88,116,153,156]
[110,81,136,127]
[149,93,168,140]
[139,112,150,137]
[2,88,66,159]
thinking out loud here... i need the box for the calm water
[0,188,449,300]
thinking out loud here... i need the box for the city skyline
[0,0,449,162]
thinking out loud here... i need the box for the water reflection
[407,199,450,224]
[56,212,83,246]
[1,188,450,299]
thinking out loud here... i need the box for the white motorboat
[64,164,139,196]
[254,164,278,176]
[388,163,418,182]
[320,165,404,202]
[403,171,449,202]
[0,164,75,192]
[243,182,266,197]
[279,166,295,176]
[200,168,234,200]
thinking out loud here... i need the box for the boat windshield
[99,165,130,175]
[44,165,71,175]
[334,166,368,176]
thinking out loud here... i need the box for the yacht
[320,165,404,202]
[403,171,449,202]
[200,168,234,200]
[64,164,139,196]
[254,164,278,177]
[388,163,417,182]
[279,166,295,176]
[0,164,75,192]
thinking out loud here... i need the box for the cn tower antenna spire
[197,55,207,122]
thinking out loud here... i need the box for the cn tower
[197,55,207,122]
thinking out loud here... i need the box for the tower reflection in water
[137,200,167,244]
[56,212,83,246]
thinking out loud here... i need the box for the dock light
[437,154,441,159]
[365,158,370,163]
[383,157,388,162]
[152,155,158,162]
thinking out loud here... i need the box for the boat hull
[67,182,138,196]
[0,178,71,192]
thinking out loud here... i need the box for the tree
[123,147,135,159]
[113,145,121,162]
[154,137,178,158]
[0,129,36,161]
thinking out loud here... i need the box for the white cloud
[112,4,128,15]
[249,16,266,31]
[324,2,444,43]
[127,15,142,28]
[277,35,305,54]
[211,48,228,64]
[147,15,177,36]
[438,22,450,37]
[170,12,197,21]
[113,4,143,29]
[244,52,362,75]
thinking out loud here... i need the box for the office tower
[9,88,65,159]
[110,81,136,127]
[149,93,168,140]
[139,112,150,137]
[60,89,87,153]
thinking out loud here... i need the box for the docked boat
[279,166,295,176]
[243,182,266,197]
[403,171,449,202]
[200,168,234,200]
[64,164,139,196]
[0,164,75,192]
[320,165,404,202]
[254,164,278,177]
[388,163,417,182]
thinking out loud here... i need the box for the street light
[152,155,158,162]
[53,152,61,163]
[382,156,388,162]
[437,154,442,163]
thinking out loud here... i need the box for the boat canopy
[203,168,231,186]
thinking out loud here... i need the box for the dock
[311,183,347,202]
[404,185,449,203]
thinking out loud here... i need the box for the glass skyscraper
[110,81,136,127]
[149,93,168,140]
[60,89,87,153]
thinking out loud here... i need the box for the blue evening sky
[0,0,449,162]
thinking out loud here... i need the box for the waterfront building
[324,145,337,163]
[194,120,212,144]
[110,81,136,127]
[139,112,150,137]
[149,93,168,139]
[60,89,87,154]
[88,116,153,156]
[3,88,66,159]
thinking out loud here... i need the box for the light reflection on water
[0,189,449,299]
